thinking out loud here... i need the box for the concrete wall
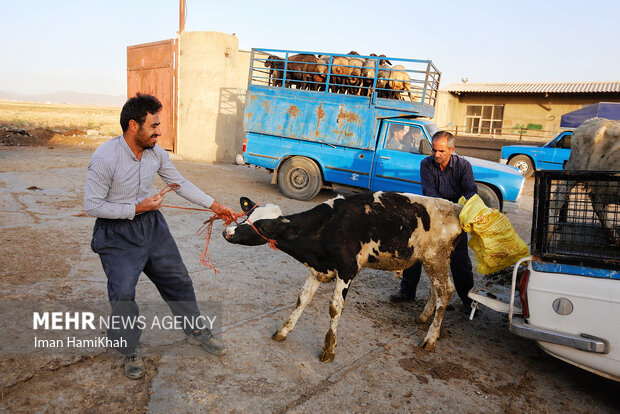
[434,91,458,130]
[176,31,251,163]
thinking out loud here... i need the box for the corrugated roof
[444,81,620,94]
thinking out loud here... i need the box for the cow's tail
[451,202,466,248]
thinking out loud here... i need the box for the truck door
[370,122,427,194]
[539,132,572,170]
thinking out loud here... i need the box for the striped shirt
[84,136,214,219]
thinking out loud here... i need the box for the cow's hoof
[272,331,287,341]
[415,316,427,324]
[419,340,435,351]
[320,350,335,362]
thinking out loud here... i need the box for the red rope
[237,204,279,250]
[161,204,211,212]
[157,183,277,275]
[194,211,243,275]
[158,183,181,197]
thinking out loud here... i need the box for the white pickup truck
[469,170,620,382]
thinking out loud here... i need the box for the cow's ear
[260,217,296,238]
[260,218,286,236]
[240,197,255,212]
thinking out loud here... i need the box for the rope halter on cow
[157,183,277,274]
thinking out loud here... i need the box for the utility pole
[179,0,185,33]
[175,0,186,153]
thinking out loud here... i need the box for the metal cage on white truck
[470,171,620,382]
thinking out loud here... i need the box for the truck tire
[508,155,534,177]
[277,157,323,200]
[476,183,501,210]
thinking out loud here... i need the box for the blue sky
[2,0,619,96]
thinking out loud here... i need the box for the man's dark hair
[432,130,455,148]
[120,94,163,133]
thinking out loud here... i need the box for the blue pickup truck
[500,131,573,177]
[242,48,524,210]
[500,102,620,177]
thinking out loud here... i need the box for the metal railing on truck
[248,48,441,107]
[531,170,620,271]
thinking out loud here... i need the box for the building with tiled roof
[445,81,620,94]
[434,81,620,139]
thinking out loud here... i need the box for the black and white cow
[223,191,464,362]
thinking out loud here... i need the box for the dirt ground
[0,125,109,148]
[1,136,619,413]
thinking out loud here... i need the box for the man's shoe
[123,347,145,380]
[462,299,474,314]
[187,328,227,356]
[389,292,415,303]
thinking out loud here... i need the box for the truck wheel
[476,183,501,210]
[508,155,534,177]
[277,157,323,200]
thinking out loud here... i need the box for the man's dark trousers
[91,210,200,354]
[399,234,474,305]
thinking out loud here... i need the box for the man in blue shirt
[389,131,476,308]
[85,94,236,379]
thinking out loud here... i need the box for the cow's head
[222,197,289,246]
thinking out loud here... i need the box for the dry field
[0,100,121,147]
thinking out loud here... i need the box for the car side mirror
[420,139,432,155]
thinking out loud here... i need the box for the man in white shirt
[85,94,235,379]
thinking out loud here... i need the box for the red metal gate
[127,39,177,151]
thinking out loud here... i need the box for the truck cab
[370,119,523,209]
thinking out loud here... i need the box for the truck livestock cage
[248,48,441,105]
[532,170,620,273]
[245,48,442,149]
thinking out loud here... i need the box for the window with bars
[465,105,504,135]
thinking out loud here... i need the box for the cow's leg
[547,181,573,246]
[419,262,454,351]
[591,191,620,246]
[272,270,323,341]
[416,280,437,324]
[320,276,352,362]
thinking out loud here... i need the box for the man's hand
[210,200,237,223]
[135,194,163,214]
